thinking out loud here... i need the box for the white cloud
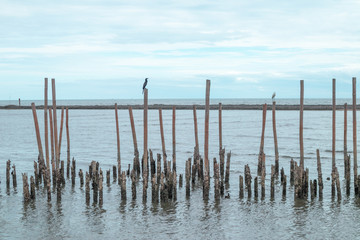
[0,0,360,98]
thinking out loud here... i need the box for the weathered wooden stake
[58,107,65,160]
[52,78,59,170]
[193,105,199,152]
[115,103,121,184]
[49,108,56,184]
[79,169,84,187]
[290,159,295,185]
[254,176,258,199]
[31,103,45,177]
[204,79,211,176]
[214,161,220,200]
[66,107,70,179]
[353,77,358,194]
[272,100,279,176]
[22,174,30,202]
[258,104,267,176]
[44,78,50,175]
[11,164,17,188]
[270,165,275,200]
[158,108,167,177]
[186,159,191,198]
[345,154,351,195]
[316,149,323,199]
[225,152,231,185]
[99,171,103,206]
[85,172,90,205]
[344,103,348,177]
[244,164,252,198]
[219,103,222,151]
[172,106,176,172]
[335,167,341,201]
[157,153,161,183]
[143,89,148,178]
[112,165,117,182]
[282,175,287,198]
[261,163,265,200]
[179,174,183,188]
[30,176,35,200]
[71,158,76,186]
[131,170,136,200]
[6,160,11,189]
[300,80,304,169]
[239,175,244,198]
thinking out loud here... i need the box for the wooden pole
[49,108,54,165]
[115,103,121,182]
[332,78,336,171]
[316,149,323,199]
[66,107,70,179]
[128,106,138,153]
[353,77,358,194]
[300,80,304,169]
[272,100,279,176]
[204,79,211,176]
[159,108,167,169]
[52,78,59,169]
[331,78,336,197]
[31,103,44,162]
[44,78,49,169]
[258,104,267,175]
[219,103,222,151]
[49,107,56,184]
[172,106,176,172]
[144,88,148,177]
[58,107,65,158]
[193,105,199,150]
[344,103,348,177]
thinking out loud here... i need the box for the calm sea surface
[0,98,360,239]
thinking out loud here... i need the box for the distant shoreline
[0,104,356,110]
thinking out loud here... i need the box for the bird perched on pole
[142,78,148,94]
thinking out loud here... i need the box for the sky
[0,0,360,100]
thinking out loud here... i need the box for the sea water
[0,99,359,239]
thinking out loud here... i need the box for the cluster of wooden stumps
[12,77,360,205]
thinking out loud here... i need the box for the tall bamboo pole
[193,105,199,150]
[128,106,138,153]
[58,107,65,157]
[257,104,267,176]
[31,103,44,161]
[44,78,49,169]
[219,103,222,151]
[115,103,121,180]
[144,89,148,176]
[172,106,176,172]
[300,80,304,169]
[66,107,70,178]
[332,78,336,171]
[159,108,166,160]
[353,77,358,194]
[49,108,55,165]
[344,103,348,177]
[52,78,59,169]
[272,100,279,175]
[204,79,211,176]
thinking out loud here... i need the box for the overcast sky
[1,0,360,100]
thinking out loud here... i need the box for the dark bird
[272,92,276,100]
[225,192,230,199]
[142,78,148,94]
